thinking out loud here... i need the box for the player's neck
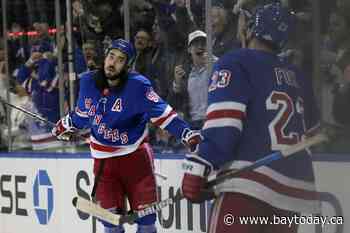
[248,39,275,54]
[107,78,120,87]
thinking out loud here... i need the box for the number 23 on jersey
[266,91,305,150]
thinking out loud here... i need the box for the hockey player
[52,39,200,233]
[181,3,320,233]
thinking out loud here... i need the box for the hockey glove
[51,114,77,141]
[181,128,203,153]
[181,156,215,203]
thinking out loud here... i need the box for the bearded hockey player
[52,39,200,233]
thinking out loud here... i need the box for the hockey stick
[206,132,328,187]
[0,99,89,142]
[0,98,56,127]
[72,131,329,226]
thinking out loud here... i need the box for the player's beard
[105,66,120,80]
[104,68,128,88]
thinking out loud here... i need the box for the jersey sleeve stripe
[150,105,173,123]
[206,101,246,114]
[158,111,178,129]
[151,108,177,127]
[203,118,243,131]
[206,109,245,121]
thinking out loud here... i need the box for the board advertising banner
[0,152,348,233]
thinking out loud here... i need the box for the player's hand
[51,114,77,141]
[181,129,202,153]
[181,156,215,203]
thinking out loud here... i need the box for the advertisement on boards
[0,152,348,233]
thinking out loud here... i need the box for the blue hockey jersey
[199,48,320,213]
[71,71,190,158]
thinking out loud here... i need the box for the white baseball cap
[188,30,207,46]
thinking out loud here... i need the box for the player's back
[210,48,320,213]
[230,49,316,180]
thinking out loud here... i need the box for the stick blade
[73,196,121,225]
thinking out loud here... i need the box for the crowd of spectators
[0,0,349,153]
[319,0,350,152]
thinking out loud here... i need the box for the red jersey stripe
[153,110,177,127]
[207,110,245,120]
[90,141,122,153]
[237,171,318,200]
